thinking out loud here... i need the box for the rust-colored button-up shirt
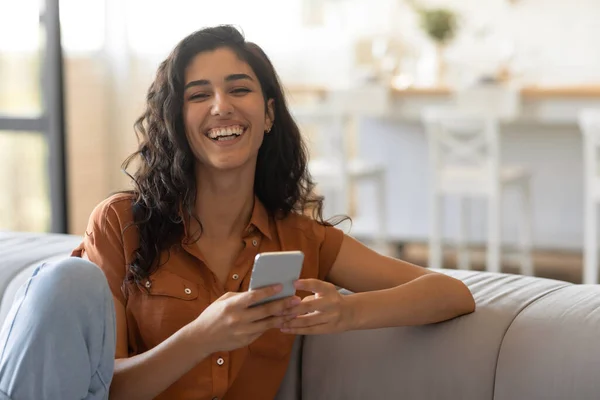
[72,193,344,399]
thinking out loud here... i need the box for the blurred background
[3,0,600,283]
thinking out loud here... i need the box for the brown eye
[231,88,251,95]
[189,92,210,101]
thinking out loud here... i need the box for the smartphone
[248,251,304,307]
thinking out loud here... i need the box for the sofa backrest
[4,232,600,399]
[280,270,600,400]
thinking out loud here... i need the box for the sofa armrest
[298,270,570,400]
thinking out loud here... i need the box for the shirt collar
[181,195,272,241]
[246,196,271,239]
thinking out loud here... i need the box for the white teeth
[207,125,244,139]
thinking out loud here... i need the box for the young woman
[0,25,475,400]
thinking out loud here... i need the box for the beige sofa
[2,231,600,399]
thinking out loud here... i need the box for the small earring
[265,127,272,134]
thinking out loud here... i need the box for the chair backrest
[291,107,351,220]
[292,107,348,163]
[422,106,500,194]
[327,85,391,117]
[454,83,521,121]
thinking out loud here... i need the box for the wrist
[341,294,362,331]
[180,322,214,363]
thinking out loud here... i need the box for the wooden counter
[286,84,600,99]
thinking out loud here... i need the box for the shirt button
[232,273,239,280]
[252,239,258,247]
[145,281,151,288]
[216,357,225,366]
[184,288,192,295]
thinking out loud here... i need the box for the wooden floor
[390,243,584,284]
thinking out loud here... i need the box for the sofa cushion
[494,284,600,400]
[299,270,572,400]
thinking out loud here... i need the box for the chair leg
[429,192,444,269]
[457,196,471,270]
[584,197,598,284]
[487,192,502,273]
[374,172,388,255]
[518,178,534,276]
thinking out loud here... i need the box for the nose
[210,91,234,116]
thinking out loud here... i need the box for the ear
[264,98,275,132]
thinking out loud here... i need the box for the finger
[281,311,329,330]
[249,314,297,334]
[280,317,332,335]
[247,296,301,322]
[240,284,283,308]
[285,296,328,316]
[280,322,329,335]
[294,278,334,294]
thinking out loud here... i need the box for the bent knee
[32,257,111,303]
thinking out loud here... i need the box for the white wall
[260,0,600,88]
[53,0,600,89]
[425,0,600,86]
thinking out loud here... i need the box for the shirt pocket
[135,269,208,344]
[145,269,202,301]
[249,328,296,359]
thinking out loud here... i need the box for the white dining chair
[422,106,533,275]
[292,86,389,253]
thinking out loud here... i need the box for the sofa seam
[490,282,572,400]
[298,335,305,400]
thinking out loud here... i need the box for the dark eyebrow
[184,73,254,91]
[225,73,254,83]
[184,79,209,90]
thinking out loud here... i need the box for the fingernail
[289,297,301,306]
[281,328,291,333]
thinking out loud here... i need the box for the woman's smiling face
[182,47,274,172]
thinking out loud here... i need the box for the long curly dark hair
[121,25,342,284]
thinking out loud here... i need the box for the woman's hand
[190,284,301,354]
[280,279,353,335]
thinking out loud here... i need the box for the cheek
[183,106,208,147]
[183,107,199,132]
[250,110,268,132]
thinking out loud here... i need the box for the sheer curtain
[0,0,393,233]
[59,0,356,234]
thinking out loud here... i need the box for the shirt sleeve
[317,224,345,281]
[71,197,131,306]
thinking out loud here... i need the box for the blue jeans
[0,258,116,399]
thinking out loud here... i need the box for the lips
[205,124,247,141]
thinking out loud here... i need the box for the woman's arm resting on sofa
[281,235,475,334]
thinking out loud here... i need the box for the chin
[208,154,255,172]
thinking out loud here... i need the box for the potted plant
[408,1,459,84]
